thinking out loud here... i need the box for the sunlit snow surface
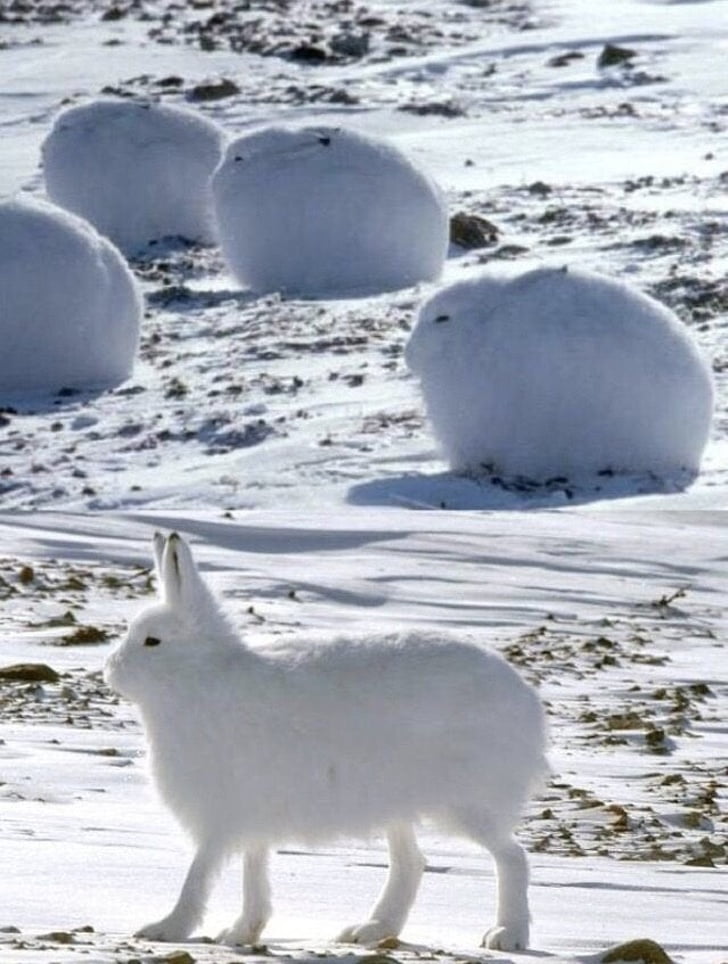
[1,0,727,962]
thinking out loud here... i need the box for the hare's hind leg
[338,822,425,945]
[451,809,530,952]
[218,848,272,946]
[136,840,225,941]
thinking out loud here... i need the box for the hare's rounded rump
[212,125,449,298]
[0,197,141,396]
[42,99,225,254]
[406,266,714,481]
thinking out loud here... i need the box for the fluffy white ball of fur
[212,125,449,297]
[0,197,141,396]
[42,99,225,253]
[406,266,714,480]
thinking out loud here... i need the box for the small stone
[602,938,674,964]
[18,565,35,584]
[162,951,196,964]
[37,931,75,944]
[330,31,370,58]
[57,625,109,646]
[548,50,585,68]
[289,43,328,62]
[100,5,128,21]
[156,75,184,88]
[598,43,637,69]
[450,212,499,249]
[186,78,240,102]
[0,663,60,684]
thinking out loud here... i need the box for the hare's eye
[434,314,450,323]
[144,636,161,647]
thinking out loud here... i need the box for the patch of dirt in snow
[1,0,535,64]
[0,239,419,510]
[510,588,727,868]
[0,931,486,964]
[0,555,153,728]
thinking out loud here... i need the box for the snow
[42,99,226,253]
[0,197,141,397]
[405,266,715,481]
[1,0,727,962]
[212,125,449,297]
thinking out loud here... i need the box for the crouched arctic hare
[104,533,547,950]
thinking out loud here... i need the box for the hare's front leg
[338,823,425,944]
[136,841,224,941]
[218,848,272,946]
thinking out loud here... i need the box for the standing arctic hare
[105,533,547,950]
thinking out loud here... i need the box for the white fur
[406,266,714,481]
[211,125,448,296]
[42,99,225,253]
[0,197,141,395]
[104,533,547,950]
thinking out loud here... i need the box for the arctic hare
[104,532,547,950]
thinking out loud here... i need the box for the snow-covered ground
[1,0,727,962]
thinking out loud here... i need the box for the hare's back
[262,629,541,727]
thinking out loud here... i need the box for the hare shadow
[347,469,697,511]
[0,382,129,417]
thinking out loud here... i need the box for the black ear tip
[168,531,181,543]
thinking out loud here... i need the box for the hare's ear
[152,531,166,597]
[160,532,206,611]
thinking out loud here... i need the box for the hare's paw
[135,914,195,942]
[482,922,529,952]
[337,920,400,945]
[217,916,266,947]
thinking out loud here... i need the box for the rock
[37,931,75,944]
[289,43,328,62]
[100,5,128,21]
[186,78,240,101]
[330,30,370,58]
[57,625,109,646]
[598,43,637,69]
[18,565,34,584]
[548,50,585,67]
[399,100,464,117]
[602,938,674,964]
[0,663,61,683]
[162,951,196,964]
[450,212,499,249]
